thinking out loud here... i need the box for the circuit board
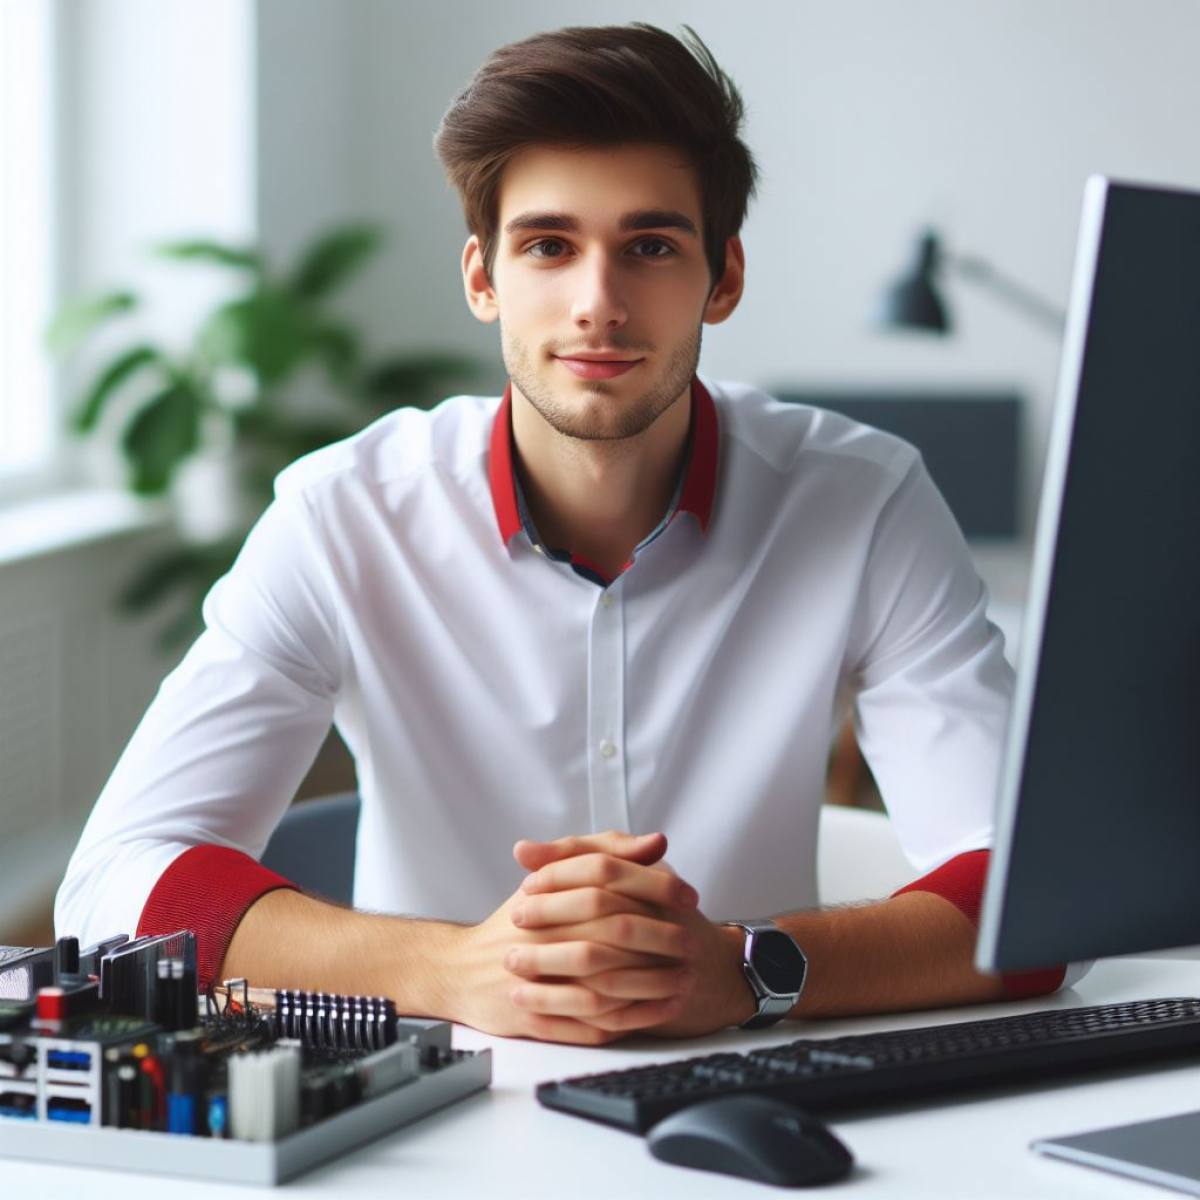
[0,934,492,1185]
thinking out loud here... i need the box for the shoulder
[270,393,499,508]
[706,378,920,495]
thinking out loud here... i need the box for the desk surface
[5,956,1199,1198]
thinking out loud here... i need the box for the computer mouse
[647,1094,855,1187]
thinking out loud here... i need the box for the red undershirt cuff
[891,848,1066,999]
[136,844,299,991]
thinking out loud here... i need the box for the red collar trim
[489,376,719,545]
[677,377,718,532]
[489,382,523,543]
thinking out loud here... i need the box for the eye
[631,237,676,258]
[526,238,570,259]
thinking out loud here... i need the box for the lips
[555,356,642,380]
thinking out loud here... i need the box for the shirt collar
[489,375,718,546]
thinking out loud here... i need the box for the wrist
[389,917,468,1021]
[717,922,758,1028]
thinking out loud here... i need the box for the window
[0,0,56,493]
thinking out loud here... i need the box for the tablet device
[1035,1111,1200,1196]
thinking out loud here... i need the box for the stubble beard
[503,325,703,442]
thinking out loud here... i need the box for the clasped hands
[452,830,753,1044]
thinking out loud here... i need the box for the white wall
[255,0,1200,534]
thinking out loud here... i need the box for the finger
[537,912,692,959]
[582,966,696,1001]
[513,886,658,930]
[504,940,671,979]
[522,853,699,909]
[578,995,685,1033]
[509,980,632,1019]
[518,1014,623,1046]
[513,830,666,872]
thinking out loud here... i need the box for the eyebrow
[502,209,699,237]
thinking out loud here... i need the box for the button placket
[586,586,628,833]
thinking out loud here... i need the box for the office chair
[259,793,912,911]
[260,791,361,905]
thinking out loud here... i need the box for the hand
[510,833,756,1040]
[448,831,699,1044]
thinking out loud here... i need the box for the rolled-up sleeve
[55,485,346,978]
[847,454,1010,872]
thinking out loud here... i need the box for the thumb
[513,830,667,872]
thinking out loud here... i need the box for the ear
[462,235,499,324]
[703,235,745,326]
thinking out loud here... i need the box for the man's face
[468,143,723,442]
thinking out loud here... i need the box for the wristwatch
[725,919,808,1029]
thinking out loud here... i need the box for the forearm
[221,889,467,1020]
[721,891,1007,1025]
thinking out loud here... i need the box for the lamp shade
[875,230,951,333]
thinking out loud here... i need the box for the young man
[57,24,1070,1046]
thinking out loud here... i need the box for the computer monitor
[976,176,1200,973]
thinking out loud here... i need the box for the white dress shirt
[56,378,1012,952]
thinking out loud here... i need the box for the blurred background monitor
[772,390,1022,540]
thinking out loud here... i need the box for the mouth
[554,355,644,381]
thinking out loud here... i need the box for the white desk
[5,956,1200,1198]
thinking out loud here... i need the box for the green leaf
[277,418,358,457]
[117,534,243,613]
[308,322,360,383]
[290,224,382,300]
[229,407,277,440]
[120,383,202,495]
[154,605,207,653]
[361,352,482,407]
[227,417,356,492]
[45,291,138,353]
[71,344,164,433]
[121,536,245,651]
[116,545,214,611]
[196,289,307,384]
[152,239,263,271]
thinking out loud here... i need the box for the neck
[510,381,692,579]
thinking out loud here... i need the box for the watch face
[751,930,806,994]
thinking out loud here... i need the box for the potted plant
[47,222,480,649]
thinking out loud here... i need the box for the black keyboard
[537,998,1200,1133]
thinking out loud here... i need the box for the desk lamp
[876,229,1065,335]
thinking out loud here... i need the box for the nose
[570,250,628,332]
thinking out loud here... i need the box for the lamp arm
[946,253,1066,334]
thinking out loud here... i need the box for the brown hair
[433,23,758,285]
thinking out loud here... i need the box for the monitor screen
[977,177,1200,971]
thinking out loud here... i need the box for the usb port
[0,1043,36,1078]
[0,1092,37,1120]
[47,1049,92,1072]
[47,1096,93,1124]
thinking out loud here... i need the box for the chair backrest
[260,792,361,905]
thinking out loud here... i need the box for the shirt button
[599,738,617,760]
[600,592,614,609]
